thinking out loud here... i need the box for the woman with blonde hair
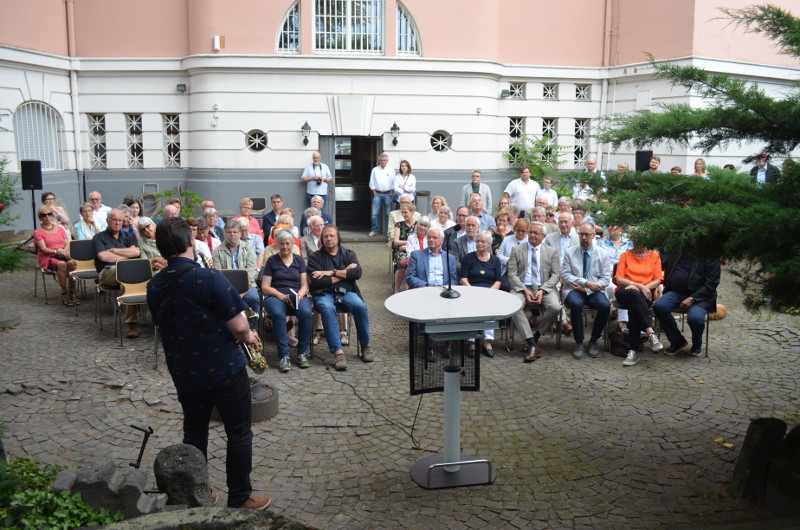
[34,205,77,306]
[232,197,264,240]
[430,196,447,218]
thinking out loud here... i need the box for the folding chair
[505,301,561,351]
[115,259,152,347]
[309,307,356,359]
[68,239,100,317]
[248,197,267,219]
[219,268,258,327]
[655,308,711,357]
[33,264,59,304]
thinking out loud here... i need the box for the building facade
[1,0,797,232]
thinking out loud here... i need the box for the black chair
[68,239,100,317]
[248,197,267,219]
[33,264,59,304]
[115,259,152,347]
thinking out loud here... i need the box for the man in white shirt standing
[368,153,396,237]
[300,152,332,213]
[503,167,541,218]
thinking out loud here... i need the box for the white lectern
[385,286,522,489]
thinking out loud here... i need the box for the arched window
[13,102,66,171]
[396,2,420,56]
[314,0,384,54]
[277,1,300,54]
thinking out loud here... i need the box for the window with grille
[126,114,143,169]
[508,117,525,165]
[574,119,589,168]
[543,83,558,101]
[162,114,180,168]
[509,83,525,100]
[397,2,420,55]
[576,84,591,101]
[430,130,451,152]
[246,130,268,152]
[542,118,557,138]
[88,114,107,169]
[12,102,65,171]
[314,0,384,54]
[278,1,300,53]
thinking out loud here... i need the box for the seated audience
[497,218,529,277]
[186,217,213,268]
[561,222,612,359]
[405,216,430,254]
[279,209,300,239]
[299,195,332,235]
[118,205,136,238]
[196,218,219,252]
[460,230,502,357]
[491,208,513,253]
[430,205,454,231]
[597,225,634,331]
[261,229,313,372]
[496,196,511,214]
[653,253,720,356]
[430,196,447,220]
[211,220,260,329]
[536,177,559,207]
[74,202,103,240]
[123,196,143,236]
[469,192,496,231]
[232,198,264,241]
[300,215,324,259]
[93,209,141,336]
[452,216,480,275]
[392,202,418,294]
[41,191,72,238]
[307,225,374,370]
[136,217,168,272]
[614,248,665,367]
[507,222,561,362]
[203,207,224,241]
[387,194,420,246]
[34,205,77,306]
[238,217,265,270]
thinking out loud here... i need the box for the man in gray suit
[452,216,479,274]
[544,211,579,266]
[406,227,458,361]
[507,221,561,362]
[461,170,492,210]
[561,222,612,359]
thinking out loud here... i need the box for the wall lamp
[390,122,400,146]
[301,121,311,145]
[176,84,187,93]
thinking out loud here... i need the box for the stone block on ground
[154,443,211,507]
[51,469,77,494]
[730,417,787,501]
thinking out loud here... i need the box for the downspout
[598,0,613,170]
[65,0,84,200]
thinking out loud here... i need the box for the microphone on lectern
[441,224,461,299]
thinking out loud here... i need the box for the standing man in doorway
[368,152,395,237]
[300,152,332,212]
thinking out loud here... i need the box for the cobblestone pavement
[1,242,799,529]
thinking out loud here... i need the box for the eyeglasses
[578,232,595,237]
[40,213,54,218]
[44,197,55,201]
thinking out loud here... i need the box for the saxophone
[238,309,268,373]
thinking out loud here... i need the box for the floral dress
[392,221,417,264]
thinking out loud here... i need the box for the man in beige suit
[507,221,561,362]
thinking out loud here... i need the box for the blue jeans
[564,289,610,344]
[371,193,391,233]
[178,368,252,507]
[313,291,370,352]
[653,291,708,348]
[242,287,260,330]
[264,295,313,357]
[306,193,327,214]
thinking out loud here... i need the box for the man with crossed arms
[507,221,561,362]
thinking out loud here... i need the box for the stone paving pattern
[1,242,799,529]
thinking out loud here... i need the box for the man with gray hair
[238,217,265,270]
[452,215,480,274]
[469,193,496,231]
[299,195,332,235]
[368,152,396,237]
[203,207,224,241]
[544,211,579,266]
[212,220,259,329]
[300,151,332,210]
[301,215,325,260]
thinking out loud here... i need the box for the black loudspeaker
[635,150,653,173]
[21,160,42,190]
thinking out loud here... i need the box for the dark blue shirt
[147,258,248,394]
[460,252,501,288]
[263,253,306,295]
[92,228,139,272]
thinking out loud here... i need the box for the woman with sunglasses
[34,205,77,306]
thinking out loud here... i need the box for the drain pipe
[65,0,84,200]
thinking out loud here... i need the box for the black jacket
[307,245,363,298]
[749,164,780,184]
[662,254,721,312]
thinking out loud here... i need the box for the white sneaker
[648,333,664,352]
[623,350,640,366]
[279,356,291,372]
[368,231,377,237]
[340,331,349,346]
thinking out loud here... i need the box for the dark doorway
[329,136,382,231]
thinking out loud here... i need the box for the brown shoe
[237,494,271,510]
[360,345,374,363]
[562,322,573,334]
[524,347,542,363]
[126,323,139,338]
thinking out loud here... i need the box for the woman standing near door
[393,160,416,208]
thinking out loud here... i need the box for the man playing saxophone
[147,217,270,510]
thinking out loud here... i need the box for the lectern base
[410,453,496,489]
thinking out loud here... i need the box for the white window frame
[314,0,384,55]
[126,113,144,169]
[88,114,107,170]
[162,114,181,169]
[277,1,301,54]
[396,2,420,56]
[13,101,66,171]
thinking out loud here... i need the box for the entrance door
[322,136,382,231]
